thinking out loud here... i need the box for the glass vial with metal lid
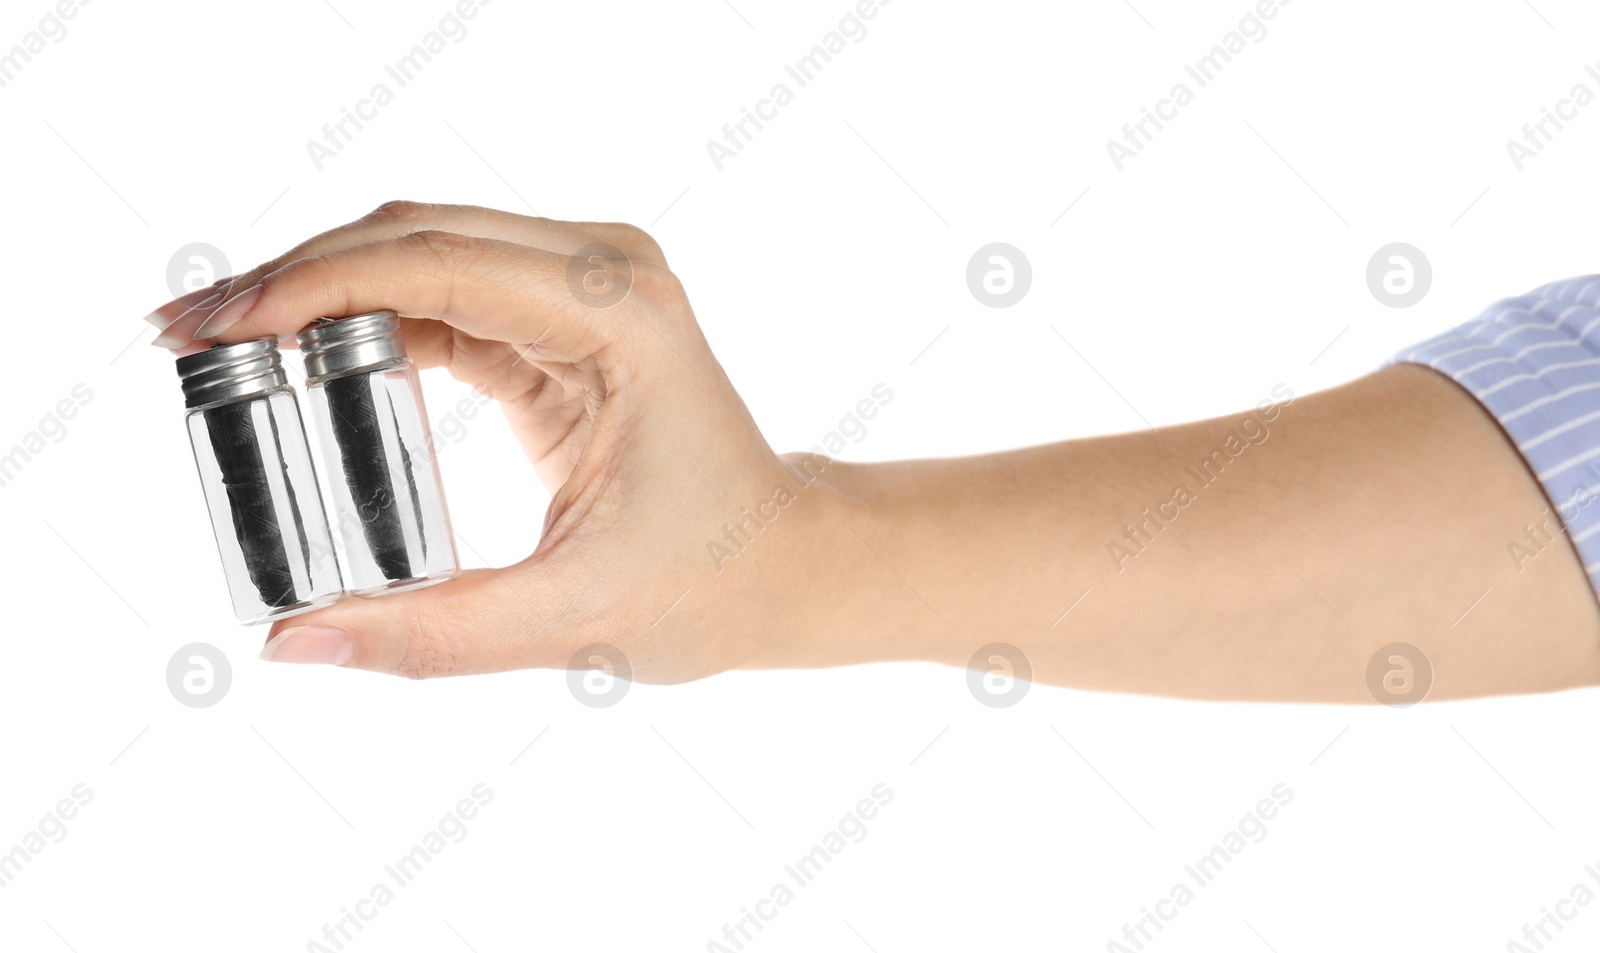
[299,310,459,596]
[177,339,343,624]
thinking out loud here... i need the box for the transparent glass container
[299,311,459,596]
[177,339,343,624]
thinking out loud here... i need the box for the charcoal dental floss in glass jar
[299,310,459,595]
[177,338,343,623]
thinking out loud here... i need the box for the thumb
[257,566,559,678]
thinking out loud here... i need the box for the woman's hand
[148,201,849,681]
[148,202,1600,702]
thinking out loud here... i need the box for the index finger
[191,230,655,369]
[147,203,665,347]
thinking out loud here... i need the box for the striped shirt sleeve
[1391,274,1600,589]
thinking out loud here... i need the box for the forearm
[760,366,1600,702]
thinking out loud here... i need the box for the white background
[2,0,1599,950]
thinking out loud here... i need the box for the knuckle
[628,260,683,304]
[605,222,666,264]
[369,199,431,224]
[402,229,482,278]
[405,228,476,257]
[220,268,264,295]
[392,605,467,679]
[271,252,339,294]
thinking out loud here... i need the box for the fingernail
[194,284,264,339]
[144,285,223,327]
[150,290,223,348]
[259,626,356,665]
[171,340,213,358]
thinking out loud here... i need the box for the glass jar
[298,311,459,596]
[177,339,343,623]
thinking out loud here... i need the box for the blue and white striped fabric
[1393,274,1600,587]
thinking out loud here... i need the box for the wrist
[736,454,962,672]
